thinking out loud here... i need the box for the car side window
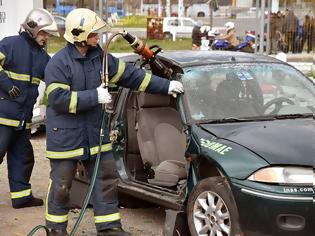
[168,19,179,26]
[182,19,194,27]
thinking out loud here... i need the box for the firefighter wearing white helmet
[22,8,60,47]
[44,8,183,236]
[216,21,240,48]
[0,8,59,209]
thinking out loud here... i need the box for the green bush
[115,15,147,28]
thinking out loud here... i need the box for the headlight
[248,167,313,184]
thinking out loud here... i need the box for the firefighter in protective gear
[0,8,59,209]
[44,8,183,236]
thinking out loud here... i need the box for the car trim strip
[241,188,313,201]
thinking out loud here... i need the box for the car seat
[136,93,187,187]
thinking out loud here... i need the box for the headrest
[138,93,171,108]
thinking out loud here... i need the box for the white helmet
[64,8,111,44]
[22,8,59,38]
[224,22,235,32]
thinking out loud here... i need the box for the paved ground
[0,133,165,236]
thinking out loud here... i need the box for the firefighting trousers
[45,151,121,231]
[0,125,35,206]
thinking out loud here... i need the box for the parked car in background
[163,17,196,39]
[52,14,66,36]
[71,51,315,236]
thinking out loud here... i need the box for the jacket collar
[20,32,42,50]
[67,43,103,60]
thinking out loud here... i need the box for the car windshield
[182,63,315,122]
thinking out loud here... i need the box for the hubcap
[193,191,231,236]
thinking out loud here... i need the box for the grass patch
[114,15,147,28]
[47,36,192,54]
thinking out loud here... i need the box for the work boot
[97,227,131,236]
[12,196,43,209]
[49,229,69,236]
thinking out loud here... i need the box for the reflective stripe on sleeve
[31,77,41,85]
[45,179,68,223]
[26,123,32,129]
[11,189,32,199]
[0,51,5,66]
[69,91,78,114]
[0,117,20,127]
[46,83,70,96]
[138,73,151,92]
[109,60,126,85]
[46,148,84,159]
[6,70,31,82]
[94,212,121,224]
[90,143,112,156]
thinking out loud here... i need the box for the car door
[181,18,195,35]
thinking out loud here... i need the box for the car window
[182,19,195,27]
[168,19,179,26]
[182,63,315,121]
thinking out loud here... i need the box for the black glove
[8,85,21,99]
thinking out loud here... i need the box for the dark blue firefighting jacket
[45,43,170,160]
[0,32,50,129]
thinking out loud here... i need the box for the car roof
[121,50,282,68]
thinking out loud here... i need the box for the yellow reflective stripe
[6,70,30,82]
[31,77,41,85]
[46,148,84,159]
[69,91,78,114]
[0,117,20,127]
[0,51,5,66]
[45,179,68,223]
[90,143,112,156]
[11,189,32,199]
[94,212,121,224]
[46,83,70,96]
[110,60,126,84]
[138,73,151,92]
[26,123,32,129]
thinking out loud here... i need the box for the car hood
[199,119,315,166]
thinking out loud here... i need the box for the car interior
[124,91,187,189]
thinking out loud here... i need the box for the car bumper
[230,179,314,236]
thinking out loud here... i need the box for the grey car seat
[136,93,187,187]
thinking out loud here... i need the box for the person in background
[44,8,184,236]
[0,8,59,209]
[216,21,240,50]
[192,20,204,50]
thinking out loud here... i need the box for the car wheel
[164,32,172,40]
[187,177,241,236]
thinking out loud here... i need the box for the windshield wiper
[200,117,256,124]
[271,113,314,119]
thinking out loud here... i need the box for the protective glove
[97,84,112,104]
[168,81,184,98]
[8,85,21,99]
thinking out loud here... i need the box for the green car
[73,51,315,236]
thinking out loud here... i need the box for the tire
[187,177,242,236]
[164,32,172,40]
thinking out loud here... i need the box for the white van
[163,17,196,39]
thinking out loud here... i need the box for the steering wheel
[263,97,295,115]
